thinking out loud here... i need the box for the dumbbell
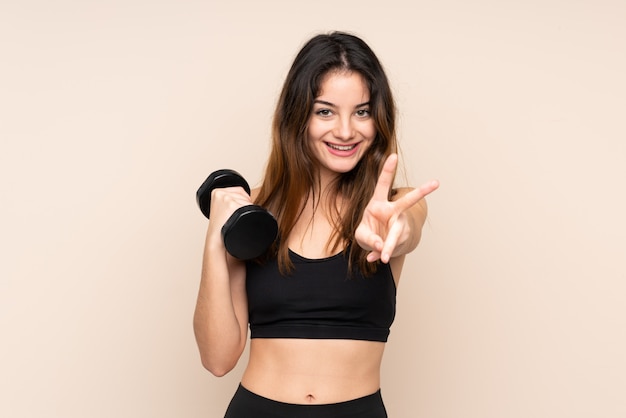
[196,169,278,260]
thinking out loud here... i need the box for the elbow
[199,353,237,377]
[205,365,231,378]
[204,363,233,378]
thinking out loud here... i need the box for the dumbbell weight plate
[222,205,278,260]
[196,169,251,219]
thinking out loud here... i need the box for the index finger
[392,179,440,213]
[371,153,398,202]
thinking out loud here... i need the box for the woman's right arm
[193,187,250,377]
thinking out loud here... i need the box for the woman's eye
[356,109,370,117]
[316,109,332,117]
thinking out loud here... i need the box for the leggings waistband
[224,384,387,418]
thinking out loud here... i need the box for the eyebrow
[313,99,370,108]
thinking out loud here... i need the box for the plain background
[1,1,625,417]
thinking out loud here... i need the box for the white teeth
[328,143,356,151]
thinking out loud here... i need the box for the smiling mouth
[326,142,358,151]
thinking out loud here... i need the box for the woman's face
[307,71,376,181]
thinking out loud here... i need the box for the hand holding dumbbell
[196,169,278,260]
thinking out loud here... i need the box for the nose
[333,116,355,141]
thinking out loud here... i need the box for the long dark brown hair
[255,31,398,275]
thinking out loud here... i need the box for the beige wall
[1,1,625,417]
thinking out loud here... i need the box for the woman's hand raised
[355,154,439,263]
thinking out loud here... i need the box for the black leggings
[224,384,388,418]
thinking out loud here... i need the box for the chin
[329,163,359,175]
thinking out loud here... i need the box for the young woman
[194,31,439,418]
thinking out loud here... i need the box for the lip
[325,141,361,157]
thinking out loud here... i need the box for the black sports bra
[246,248,396,342]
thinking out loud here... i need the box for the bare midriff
[240,338,385,404]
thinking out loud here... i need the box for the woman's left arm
[355,154,439,263]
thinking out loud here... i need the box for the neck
[312,166,341,195]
